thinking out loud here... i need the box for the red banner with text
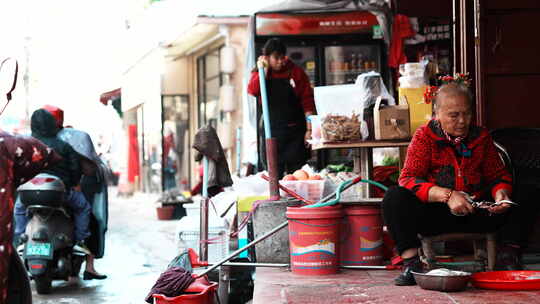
[256,11,379,36]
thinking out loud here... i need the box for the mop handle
[202,156,209,198]
[257,61,272,139]
[200,156,210,262]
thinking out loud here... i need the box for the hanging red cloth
[163,133,174,160]
[388,14,416,68]
[127,124,140,183]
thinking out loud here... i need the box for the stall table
[312,139,410,199]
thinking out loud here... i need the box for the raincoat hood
[57,128,100,164]
[31,109,59,138]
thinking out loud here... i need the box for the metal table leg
[353,149,361,173]
[360,147,373,198]
[352,147,374,198]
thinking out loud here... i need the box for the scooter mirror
[0,57,18,114]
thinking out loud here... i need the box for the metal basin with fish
[412,269,471,292]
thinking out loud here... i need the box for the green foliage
[325,164,353,173]
[381,156,399,167]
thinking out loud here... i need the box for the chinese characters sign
[256,11,379,36]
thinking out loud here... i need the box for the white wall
[122,49,162,112]
[162,57,189,95]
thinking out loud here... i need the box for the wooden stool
[419,233,497,271]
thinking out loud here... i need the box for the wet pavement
[254,267,540,304]
[31,189,179,304]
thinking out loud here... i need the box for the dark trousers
[381,186,536,255]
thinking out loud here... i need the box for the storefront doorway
[162,94,191,191]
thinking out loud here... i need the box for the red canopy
[99,88,121,105]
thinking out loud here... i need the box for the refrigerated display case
[325,45,382,85]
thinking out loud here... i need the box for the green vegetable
[381,156,399,167]
[325,164,353,173]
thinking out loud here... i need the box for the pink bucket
[340,206,383,266]
[286,205,343,275]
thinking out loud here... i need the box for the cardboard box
[374,96,411,140]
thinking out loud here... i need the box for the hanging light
[220,46,236,74]
[220,84,235,112]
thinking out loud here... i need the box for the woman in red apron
[248,38,316,177]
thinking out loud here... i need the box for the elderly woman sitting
[382,83,531,286]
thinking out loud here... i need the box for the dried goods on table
[321,114,362,142]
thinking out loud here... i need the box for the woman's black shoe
[83,271,107,280]
[394,256,423,286]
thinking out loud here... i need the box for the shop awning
[99,88,121,105]
[164,16,249,59]
[164,23,219,59]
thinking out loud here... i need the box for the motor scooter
[17,173,88,294]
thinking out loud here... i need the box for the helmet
[42,104,64,128]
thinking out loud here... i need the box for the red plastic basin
[471,271,540,290]
[153,276,218,304]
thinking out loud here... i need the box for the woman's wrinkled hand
[489,189,511,214]
[447,191,475,216]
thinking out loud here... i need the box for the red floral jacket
[0,132,60,303]
[399,120,512,202]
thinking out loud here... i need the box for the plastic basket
[322,181,363,202]
[279,180,325,202]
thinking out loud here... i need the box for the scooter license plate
[26,243,52,259]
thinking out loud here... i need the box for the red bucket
[286,205,343,275]
[153,276,218,304]
[340,206,383,266]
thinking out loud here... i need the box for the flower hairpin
[422,73,472,104]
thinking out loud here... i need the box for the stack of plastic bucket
[340,205,383,266]
[286,205,343,275]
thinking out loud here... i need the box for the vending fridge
[253,9,390,168]
[254,10,389,88]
